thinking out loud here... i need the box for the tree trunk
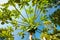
[29,32,33,40]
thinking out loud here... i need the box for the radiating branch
[10,0,29,23]
[24,6,29,20]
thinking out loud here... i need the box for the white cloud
[0,0,8,4]
[8,5,15,11]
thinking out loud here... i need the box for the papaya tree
[0,0,60,40]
